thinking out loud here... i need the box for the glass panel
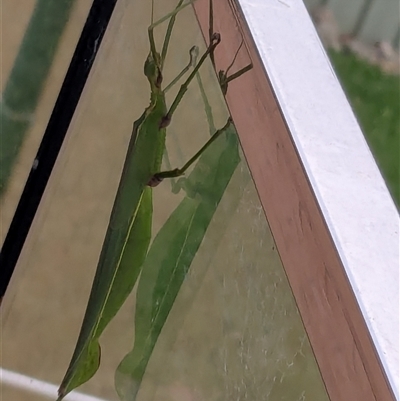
[2,1,329,400]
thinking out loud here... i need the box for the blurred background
[307,0,399,207]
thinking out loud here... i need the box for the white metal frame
[0,368,110,401]
[240,0,399,393]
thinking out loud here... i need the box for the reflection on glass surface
[1,0,93,244]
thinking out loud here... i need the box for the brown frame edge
[193,1,396,400]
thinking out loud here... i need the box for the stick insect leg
[148,0,195,68]
[209,0,215,68]
[148,118,232,187]
[160,0,186,69]
[207,0,252,95]
[219,62,253,95]
[160,33,221,128]
[219,35,252,95]
[164,46,199,93]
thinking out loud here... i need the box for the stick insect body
[57,1,251,399]
[57,1,222,399]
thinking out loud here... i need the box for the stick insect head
[144,51,162,91]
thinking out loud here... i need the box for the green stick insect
[57,1,252,400]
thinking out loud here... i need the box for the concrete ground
[1,1,328,400]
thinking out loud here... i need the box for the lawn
[329,50,400,207]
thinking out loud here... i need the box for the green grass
[329,50,400,207]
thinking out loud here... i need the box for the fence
[305,0,400,49]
